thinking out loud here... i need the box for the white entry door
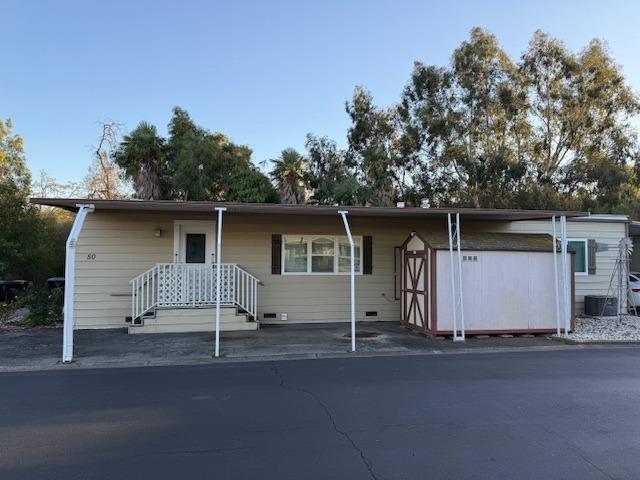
[173,221,216,264]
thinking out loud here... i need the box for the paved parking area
[4,349,640,479]
[0,322,569,371]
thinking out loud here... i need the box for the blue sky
[3,0,640,184]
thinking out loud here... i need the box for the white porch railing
[130,263,261,322]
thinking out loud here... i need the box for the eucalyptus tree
[346,86,398,206]
[444,27,529,207]
[518,31,640,211]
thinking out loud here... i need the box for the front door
[174,221,216,264]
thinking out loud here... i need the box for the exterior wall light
[154,227,163,238]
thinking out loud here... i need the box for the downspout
[338,211,356,352]
[62,204,94,363]
[214,207,226,358]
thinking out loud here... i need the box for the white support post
[214,207,226,358]
[447,214,458,339]
[455,213,465,341]
[448,213,465,342]
[62,204,94,363]
[338,211,356,352]
[552,216,561,336]
[560,215,571,335]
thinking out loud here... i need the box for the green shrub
[15,287,64,327]
[0,301,17,324]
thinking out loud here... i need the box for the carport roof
[414,231,558,252]
[29,198,588,222]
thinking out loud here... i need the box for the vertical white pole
[339,211,356,352]
[560,215,570,335]
[62,204,94,363]
[214,207,226,358]
[455,213,465,341]
[447,214,458,339]
[552,216,561,335]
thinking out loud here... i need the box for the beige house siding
[72,211,627,329]
[74,212,448,328]
[485,217,627,313]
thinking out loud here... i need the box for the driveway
[0,322,563,370]
[1,348,640,479]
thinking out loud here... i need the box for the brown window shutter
[272,234,282,274]
[588,239,597,275]
[363,236,373,275]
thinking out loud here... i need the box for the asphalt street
[1,348,640,479]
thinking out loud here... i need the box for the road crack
[271,364,379,480]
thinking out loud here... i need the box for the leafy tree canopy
[319,27,640,215]
[114,107,278,202]
[0,120,70,283]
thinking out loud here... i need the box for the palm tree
[270,148,308,204]
[113,122,167,200]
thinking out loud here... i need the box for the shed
[400,231,575,335]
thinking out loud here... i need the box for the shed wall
[481,219,627,313]
[435,250,569,333]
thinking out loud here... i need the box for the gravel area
[560,315,640,342]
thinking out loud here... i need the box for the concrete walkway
[0,322,598,371]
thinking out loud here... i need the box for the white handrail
[129,263,261,323]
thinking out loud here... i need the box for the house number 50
[86,253,96,260]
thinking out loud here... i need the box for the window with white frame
[567,239,588,275]
[283,235,362,274]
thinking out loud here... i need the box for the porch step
[128,307,258,334]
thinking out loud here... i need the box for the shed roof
[414,231,558,252]
[29,198,587,222]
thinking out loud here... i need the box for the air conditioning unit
[584,295,618,316]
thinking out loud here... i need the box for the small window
[338,238,361,273]
[311,237,335,273]
[284,237,308,273]
[567,239,588,275]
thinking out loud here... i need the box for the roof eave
[29,198,589,222]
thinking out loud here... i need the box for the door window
[185,233,206,263]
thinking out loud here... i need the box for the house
[30,199,630,360]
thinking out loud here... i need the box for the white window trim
[282,235,364,275]
[567,238,588,276]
